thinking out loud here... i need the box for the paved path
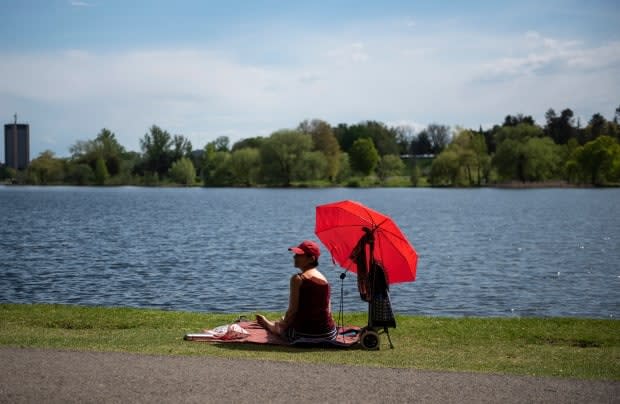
[0,348,617,403]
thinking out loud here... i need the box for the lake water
[1,186,619,319]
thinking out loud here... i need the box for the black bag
[368,263,396,328]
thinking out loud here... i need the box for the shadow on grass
[207,341,364,354]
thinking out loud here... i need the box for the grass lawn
[1,303,618,380]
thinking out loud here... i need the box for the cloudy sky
[1,0,619,158]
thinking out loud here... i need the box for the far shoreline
[1,180,617,189]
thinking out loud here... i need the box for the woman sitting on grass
[256,240,337,342]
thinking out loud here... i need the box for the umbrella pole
[337,272,346,341]
[367,234,374,330]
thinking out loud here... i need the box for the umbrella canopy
[315,200,418,284]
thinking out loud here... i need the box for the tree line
[2,105,619,187]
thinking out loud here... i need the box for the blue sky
[1,0,619,158]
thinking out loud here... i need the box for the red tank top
[291,276,335,336]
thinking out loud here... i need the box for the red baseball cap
[289,240,321,257]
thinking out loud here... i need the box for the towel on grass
[184,320,361,348]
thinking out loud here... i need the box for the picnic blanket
[184,320,361,348]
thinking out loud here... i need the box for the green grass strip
[1,304,618,380]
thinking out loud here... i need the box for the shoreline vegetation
[2,107,620,188]
[1,304,618,380]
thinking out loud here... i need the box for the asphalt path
[0,348,617,403]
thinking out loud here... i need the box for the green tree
[393,125,415,155]
[426,123,451,154]
[334,121,399,156]
[27,151,65,185]
[376,154,405,183]
[70,128,125,177]
[503,114,535,127]
[96,128,125,176]
[65,163,93,185]
[574,136,620,185]
[495,123,544,145]
[259,130,313,186]
[522,137,561,181]
[94,157,109,185]
[171,135,193,163]
[493,136,560,182]
[232,136,264,151]
[349,138,379,176]
[429,150,460,186]
[230,147,261,186]
[410,131,432,155]
[140,125,173,179]
[545,108,577,144]
[493,139,526,182]
[169,157,196,185]
[0,166,17,182]
[212,136,230,152]
[492,123,552,182]
[298,119,341,181]
[449,129,491,186]
[201,144,233,186]
[336,153,352,183]
[562,138,581,183]
[294,151,329,182]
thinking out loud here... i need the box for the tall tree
[574,136,620,185]
[201,142,233,186]
[94,157,109,185]
[393,125,415,155]
[230,148,261,186]
[349,137,379,175]
[70,128,125,176]
[259,130,313,186]
[581,113,607,143]
[449,129,491,186]
[27,150,65,185]
[429,150,460,186]
[334,121,399,156]
[410,131,432,155]
[140,125,173,179]
[426,123,451,154]
[212,136,230,152]
[545,108,577,144]
[297,119,341,181]
[169,157,196,185]
[521,137,561,181]
[232,136,264,151]
[503,114,535,127]
[376,155,405,183]
[171,134,193,162]
[493,139,527,182]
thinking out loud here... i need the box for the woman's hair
[303,255,319,269]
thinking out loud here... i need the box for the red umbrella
[315,200,418,284]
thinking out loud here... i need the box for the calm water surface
[1,186,618,318]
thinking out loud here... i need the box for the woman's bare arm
[281,274,302,327]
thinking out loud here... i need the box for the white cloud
[479,32,620,79]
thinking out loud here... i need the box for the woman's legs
[255,314,281,335]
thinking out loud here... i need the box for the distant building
[4,117,30,170]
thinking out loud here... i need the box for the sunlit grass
[1,304,618,380]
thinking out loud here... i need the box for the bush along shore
[1,304,618,380]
